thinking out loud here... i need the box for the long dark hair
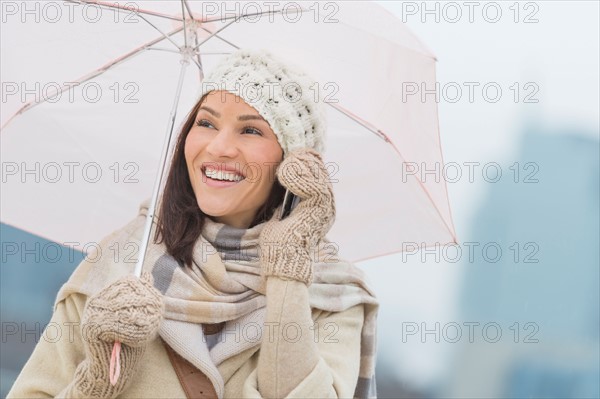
[153,92,286,268]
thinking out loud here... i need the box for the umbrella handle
[109,341,122,386]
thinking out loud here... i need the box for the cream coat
[8,278,365,398]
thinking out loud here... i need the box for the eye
[196,119,213,128]
[243,126,263,136]
[195,119,263,136]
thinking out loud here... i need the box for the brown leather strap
[203,322,226,335]
[163,323,224,399]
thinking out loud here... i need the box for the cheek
[259,163,278,187]
[183,142,191,166]
[184,134,202,166]
[255,154,282,187]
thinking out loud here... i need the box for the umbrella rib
[183,0,195,19]
[197,26,240,51]
[1,26,185,132]
[135,12,181,50]
[328,103,391,143]
[192,19,240,52]
[146,48,184,54]
[63,1,184,53]
[180,0,188,48]
[329,103,458,242]
[188,56,204,74]
[66,0,309,25]
[192,30,204,81]
[64,0,184,22]
[192,6,311,52]
[201,5,309,24]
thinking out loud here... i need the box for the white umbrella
[1,0,457,271]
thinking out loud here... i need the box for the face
[185,91,284,229]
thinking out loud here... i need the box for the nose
[205,129,239,159]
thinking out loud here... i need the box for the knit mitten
[259,148,336,285]
[62,272,164,398]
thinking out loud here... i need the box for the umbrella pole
[133,55,191,278]
[109,53,191,387]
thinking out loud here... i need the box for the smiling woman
[185,91,284,229]
[154,89,288,267]
[7,48,379,399]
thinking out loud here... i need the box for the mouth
[201,167,245,188]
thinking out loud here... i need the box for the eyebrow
[199,106,267,122]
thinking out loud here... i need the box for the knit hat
[196,48,327,156]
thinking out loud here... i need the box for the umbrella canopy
[1,0,457,264]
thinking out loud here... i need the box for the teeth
[205,167,244,182]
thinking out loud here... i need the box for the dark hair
[153,92,286,268]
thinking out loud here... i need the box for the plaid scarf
[55,198,379,398]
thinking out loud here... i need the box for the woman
[8,48,379,399]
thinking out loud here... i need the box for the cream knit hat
[197,48,327,156]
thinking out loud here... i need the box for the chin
[199,206,225,218]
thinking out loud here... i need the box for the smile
[201,169,244,188]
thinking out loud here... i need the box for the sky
[363,0,599,387]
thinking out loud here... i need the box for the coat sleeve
[6,293,88,399]
[244,277,364,398]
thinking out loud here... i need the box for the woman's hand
[259,148,336,285]
[67,272,164,398]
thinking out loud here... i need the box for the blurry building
[443,127,599,398]
[0,225,83,397]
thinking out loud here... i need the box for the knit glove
[259,148,336,285]
[61,272,164,399]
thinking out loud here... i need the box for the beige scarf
[55,198,379,398]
